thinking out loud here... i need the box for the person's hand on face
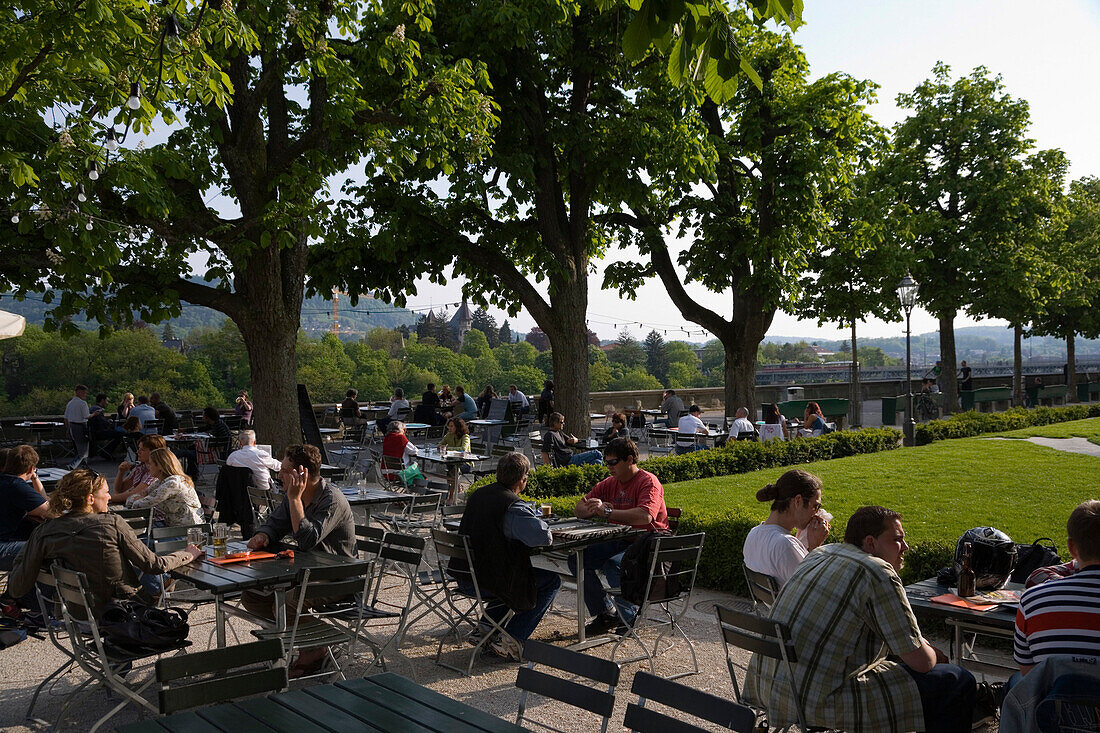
[802,514,830,549]
[283,465,307,500]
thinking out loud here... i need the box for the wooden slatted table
[116,672,529,732]
[169,543,369,648]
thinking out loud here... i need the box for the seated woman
[802,401,830,434]
[125,447,204,528]
[602,413,628,443]
[541,412,602,467]
[111,433,165,505]
[475,385,496,418]
[742,469,830,587]
[8,469,203,614]
[381,422,421,486]
[763,403,789,439]
[438,417,471,453]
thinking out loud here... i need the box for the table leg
[575,547,586,643]
[215,596,227,648]
[447,465,458,506]
[275,588,287,633]
[953,621,962,666]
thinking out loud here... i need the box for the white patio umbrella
[0,309,26,339]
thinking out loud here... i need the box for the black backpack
[1010,538,1062,584]
[619,530,679,606]
[97,601,190,653]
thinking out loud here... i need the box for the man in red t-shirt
[571,437,668,634]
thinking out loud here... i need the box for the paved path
[986,436,1100,457]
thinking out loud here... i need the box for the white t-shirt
[677,414,707,445]
[731,417,756,435]
[226,445,283,491]
[388,399,411,418]
[742,522,809,587]
[508,390,529,408]
[64,396,90,424]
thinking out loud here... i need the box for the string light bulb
[106,128,119,152]
[87,162,99,181]
[77,186,87,203]
[85,219,94,231]
[126,82,142,110]
[10,213,19,224]
[164,14,182,53]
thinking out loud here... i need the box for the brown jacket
[8,512,193,614]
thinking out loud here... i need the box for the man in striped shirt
[1013,500,1100,676]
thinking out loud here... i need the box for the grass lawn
[992,416,1100,445]
[663,436,1098,548]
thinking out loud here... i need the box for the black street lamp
[897,273,919,446]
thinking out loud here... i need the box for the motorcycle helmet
[954,527,1017,591]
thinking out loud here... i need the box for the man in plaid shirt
[746,506,976,732]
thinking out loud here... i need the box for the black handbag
[97,601,190,653]
[1010,538,1062,583]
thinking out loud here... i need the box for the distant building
[809,345,835,359]
[448,300,473,349]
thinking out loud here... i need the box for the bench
[960,387,1013,412]
[1027,385,1068,407]
[776,399,849,429]
[1077,381,1100,402]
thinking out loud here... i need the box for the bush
[914,405,1100,445]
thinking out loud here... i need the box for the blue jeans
[0,540,25,571]
[568,539,636,626]
[675,443,705,455]
[569,451,603,466]
[476,569,561,644]
[903,662,976,733]
[137,520,168,597]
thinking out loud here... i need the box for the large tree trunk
[850,319,861,427]
[541,284,591,442]
[1067,334,1077,402]
[233,240,307,453]
[1013,324,1024,407]
[938,312,958,414]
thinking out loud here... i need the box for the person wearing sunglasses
[570,437,668,635]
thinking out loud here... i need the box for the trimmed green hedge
[471,427,903,498]
[914,404,1100,445]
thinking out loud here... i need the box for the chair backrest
[515,639,621,733]
[294,560,372,602]
[639,532,706,605]
[247,484,276,515]
[736,431,758,442]
[424,425,446,442]
[50,564,104,646]
[144,418,163,434]
[742,566,781,614]
[623,670,756,733]
[442,504,464,522]
[430,529,474,589]
[665,507,681,535]
[715,603,802,722]
[355,524,386,559]
[759,424,784,442]
[151,522,212,554]
[113,506,154,539]
[155,638,287,714]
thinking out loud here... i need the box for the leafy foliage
[914,405,1100,445]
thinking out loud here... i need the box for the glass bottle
[958,541,976,598]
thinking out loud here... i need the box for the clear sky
[399,0,1100,344]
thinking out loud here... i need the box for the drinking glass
[187,527,205,548]
[212,523,228,558]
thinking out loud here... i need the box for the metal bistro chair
[623,670,756,733]
[514,640,622,733]
[154,639,288,715]
[250,563,372,682]
[25,570,76,725]
[430,529,518,676]
[716,604,825,733]
[378,491,442,536]
[377,454,408,493]
[646,425,675,457]
[49,564,192,732]
[609,532,706,679]
[742,566,781,616]
[112,506,154,542]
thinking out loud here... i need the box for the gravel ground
[0,572,1005,733]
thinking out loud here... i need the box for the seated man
[730,406,757,437]
[89,393,125,458]
[0,446,52,572]
[452,385,478,422]
[376,388,410,433]
[541,412,601,467]
[226,429,283,491]
[339,388,360,424]
[149,392,179,433]
[1011,500,1100,687]
[130,395,157,433]
[675,404,709,454]
[746,506,976,733]
[571,437,668,633]
[659,389,685,427]
[507,384,530,415]
[456,452,559,661]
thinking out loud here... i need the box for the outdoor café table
[442,515,642,647]
[15,420,63,447]
[905,577,1022,676]
[116,672,528,733]
[466,418,505,444]
[35,466,68,489]
[665,426,727,446]
[169,541,370,648]
[336,485,412,525]
[417,448,491,505]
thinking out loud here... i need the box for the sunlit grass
[992,416,1100,446]
[662,436,1098,548]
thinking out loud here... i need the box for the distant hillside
[0,285,418,340]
